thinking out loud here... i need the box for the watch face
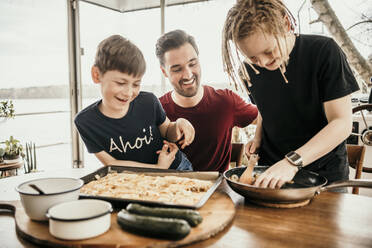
[289,152,300,161]
[286,151,302,166]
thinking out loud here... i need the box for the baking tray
[79,166,223,209]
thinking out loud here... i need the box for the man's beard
[174,75,200,97]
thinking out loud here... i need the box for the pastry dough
[81,172,214,205]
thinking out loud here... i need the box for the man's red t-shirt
[159,85,258,172]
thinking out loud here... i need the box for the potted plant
[0,100,15,123]
[3,136,24,164]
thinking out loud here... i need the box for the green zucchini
[126,203,203,227]
[117,210,190,240]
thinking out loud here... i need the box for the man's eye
[189,63,196,67]
[172,69,182,72]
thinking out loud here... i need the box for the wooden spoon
[239,154,259,185]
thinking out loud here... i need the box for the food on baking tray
[117,209,191,240]
[81,172,214,205]
[126,203,202,227]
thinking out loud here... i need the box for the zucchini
[117,210,190,240]
[126,203,203,227]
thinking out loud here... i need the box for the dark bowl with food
[223,166,327,203]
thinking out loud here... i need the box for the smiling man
[156,30,258,172]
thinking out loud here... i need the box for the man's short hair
[94,35,146,77]
[155,29,199,66]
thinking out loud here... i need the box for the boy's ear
[91,66,101,84]
[160,66,168,78]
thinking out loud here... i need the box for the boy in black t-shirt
[75,35,194,170]
[222,0,359,190]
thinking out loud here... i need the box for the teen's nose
[255,56,266,67]
[259,54,274,67]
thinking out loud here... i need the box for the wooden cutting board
[1,191,235,248]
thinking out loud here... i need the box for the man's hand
[175,118,195,149]
[156,141,179,169]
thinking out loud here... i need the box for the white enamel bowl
[15,177,84,221]
[46,199,112,240]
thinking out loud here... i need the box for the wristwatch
[285,151,303,170]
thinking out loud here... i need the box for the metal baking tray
[79,166,223,209]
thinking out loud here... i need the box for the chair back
[347,144,366,194]
[231,143,245,168]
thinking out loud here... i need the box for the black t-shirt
[245,34,359,183]
[74,91,181,168]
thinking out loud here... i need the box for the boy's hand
[175,118,195,149]
[156,141,179,169]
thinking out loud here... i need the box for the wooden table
[1,168,372,248]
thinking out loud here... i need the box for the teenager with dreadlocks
[222,0,359,190]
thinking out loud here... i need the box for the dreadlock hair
[222,0,297,91]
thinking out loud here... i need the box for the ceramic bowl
[46,199,112,240]
[15,177,84,221]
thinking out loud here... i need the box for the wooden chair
[347,144,367,194]
[230,143,245,168]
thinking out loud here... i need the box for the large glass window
[284,0,371,58]
[165,0,236,91]
[0,0,70,173]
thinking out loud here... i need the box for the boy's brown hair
[94,35,146,77]
[155,29,199,66]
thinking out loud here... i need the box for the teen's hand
[156,141,179,169]
[175,118,195,149]
[245,138,261,158]
[253,159,298,189]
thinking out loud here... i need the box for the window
[0,0,70,172]
[165,0,235,90]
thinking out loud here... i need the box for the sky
[0,0,371,89]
